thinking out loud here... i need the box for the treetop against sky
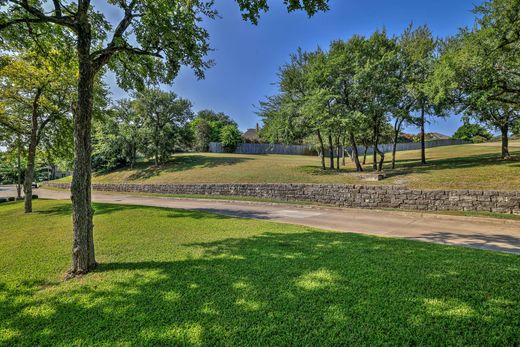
[99,0,480,135]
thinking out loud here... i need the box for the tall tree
[401,25,439,165]
[431,0,519,159]
[0,49,75,212]
[135,88,193,165]
[0,0,329,276]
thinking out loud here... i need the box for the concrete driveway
[2,185,520,254]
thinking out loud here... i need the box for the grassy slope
[58,141,520,190]
[1,200,519,345]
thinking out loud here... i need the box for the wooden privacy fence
[353,139,471,156]
[209,139,471,156]
[209,142,316,155]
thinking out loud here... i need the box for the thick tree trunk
[317,129,326,170]
[420,105,426,165]
[328,133,334,170]
[23,89,42,213]
[69,14,96,277]
[348,131,363,172]
[16,136,22,199]
[501,124,510,159]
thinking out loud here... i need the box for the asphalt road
[2,185,520,254]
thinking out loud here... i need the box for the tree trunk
[372,120,379,171]
[69,14,96,277]
[317,129,326,170]
[23,89,42,213]
[391,118,403,170]
[420,105,426,165]
[342,136,346,166]
[501,124,511,159]
[349,131,363,172]
[376,146,385,172]
[16,135,22,199]
[328,133,334,170]
[362,146,367,165]
[335,135,340,170]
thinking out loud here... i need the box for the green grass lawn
[1,200,520,345]
[57,140,520,191]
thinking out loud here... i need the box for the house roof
[242,128,259,141]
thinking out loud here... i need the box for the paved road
[2,185,520,254]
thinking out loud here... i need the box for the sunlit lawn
[57,141,520,191]
[1,200,520,345]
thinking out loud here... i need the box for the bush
[0,197,8,203]
[32,195,39,200]
[220,124,242,153]
[7,197,15,202]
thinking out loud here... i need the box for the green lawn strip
[1,200,519,345]
[42,186,520,222]
[52,142,520,191]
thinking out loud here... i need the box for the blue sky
[105,0,481,136]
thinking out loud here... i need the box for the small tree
[220,125,242,153]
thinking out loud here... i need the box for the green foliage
[453,122,492,143]
[93,89,194,170]
[1,199,520,345]
[191,110,237,151]
[220,124,242,152]
[430,0,519,158]
[512,120,520,137]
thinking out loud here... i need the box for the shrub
[220,124,242,153]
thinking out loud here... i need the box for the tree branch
[0,0,76,31]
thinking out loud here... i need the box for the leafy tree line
[259,25,442,172]
[91,90,242,171]
[260,0,519,170]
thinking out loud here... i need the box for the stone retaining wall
[45,182,520,214]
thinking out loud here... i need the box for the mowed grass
[1,200,520,345]
[58,140,520,190]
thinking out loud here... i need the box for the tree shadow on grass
[33,202,160,217]
[2,231,520,345]
[96,155,253,181]
[409,232,520,254]
[385,150,520,177]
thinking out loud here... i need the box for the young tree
[220,124,242,153]
[0,0,329,276]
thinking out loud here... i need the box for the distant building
[427,132,450,140]
[242,124,261,143]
